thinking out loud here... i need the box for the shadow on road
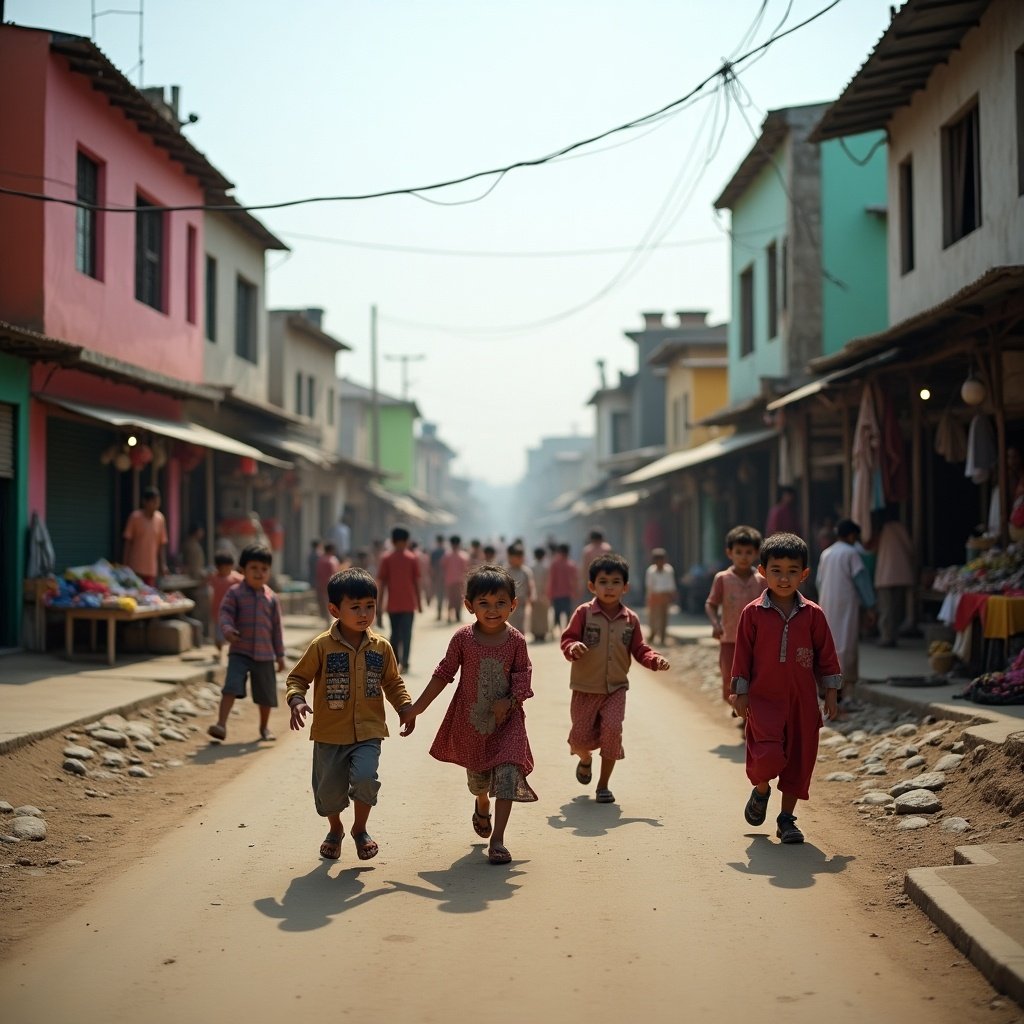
[546,796,663,837]
[383,846,525,912]
[726,835,854,889]
[187,740,268,764]
[708,741,746,764]
[254,862,385,930]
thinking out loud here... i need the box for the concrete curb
[905,845,1024,1007]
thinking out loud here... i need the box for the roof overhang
[693,393,767,428]
[766,348,902,411]
[620,429,777,486]
[811,0,994,142]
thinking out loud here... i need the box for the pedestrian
[207,543,286,743]
[579,528,612,593]
[429,534,447,621]
[468,539,484,568]
[505,544,534,634]
[307,539,322,587]
[870,510,915,647]
[730,532,843,844]
[547,542,578,629]
[326,512,351,562]
[441,535,470,623]
[704,526,767,709]
[561,552,670,805]
[644,547,676,646]
[376,525,422,673]
[207,552,243,657]
[121,485,168,586]
[816,518,877,709]
[314,543,341,623]
[286,567,412,862]
[529,546,551,642]
[402,564,536,865]
[765,485,801,538]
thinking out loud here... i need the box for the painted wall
[379,405,417,493]
[886,0,1024,322]
[0,355,30,646]
[665,362,729,449]
[820,132,889,353]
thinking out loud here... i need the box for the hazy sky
[10,0,896,484]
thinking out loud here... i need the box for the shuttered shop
[46,417,115,569]
[0,403,13,479]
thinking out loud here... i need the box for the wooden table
[63,600,195,665]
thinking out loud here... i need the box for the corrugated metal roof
[811,0,994,142]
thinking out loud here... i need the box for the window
[1017,48,1024,196]
[610,410,630,455]
[185,225,197,324]
[234,275,257,362]
[739,264,755,357]
[941,102,981,247]
[295,372,303,415]
[899,158,915,274]
[327,386,335,426]
[780,237,788,311]
[135,194,164,310]
[766,241,778,339]
[205,255,217,341]
[75,151,100,278]
[306,375,316,419]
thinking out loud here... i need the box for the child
[705,526,767,708]
[208,552,243,656]
[207,544,286,743]
[315,543,341,623]
[529,546,551,642]
[643,547,676,646]
[286,567,413,862]
[505,543,534,634]
[402,564,536,865]
[561,553,670,805]
[730,532,843,844]
[547,543,578,629]
[441,535,470,623]
[376,525,422,673]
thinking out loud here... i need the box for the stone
[0,835,21,844]
[62,758,88,777]
[0,800,13,814]
[168,699,199,717]
[90,728,129,749]
[901,755,926,770]
[128,755,144,765]
[894,789,942,814]
[863,765,888,776]
[849,730,869,744]
[822,735,848,748]
[124,721,155,738]
[857,792,894,806]
[101,752,127,768]
[62,859,85,867]
[128,766,153,778]
[99,713,129,730]
[862,754,883,764]
[893,723,918,737]
[868,739,895,758]
[890,780,920,797]
[13,805,43,818]
[90,770,118,781]
[907,771,946,791]
[921,729,947,746]
[62,745,95,760]
[941,817,971,834]
[165,759,184,768]
[934,754,964,772]
[896,816,931,830]
[10,816,47,840]
[159,727,188,742]
[133,740,155,753]
[825,772,857,782]
[838,746,860,760]
[951,741,965,754]
[76,834,94,842]
[890,744,919,759]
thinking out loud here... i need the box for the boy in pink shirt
[705,526,767,707]
[208,552,243,655]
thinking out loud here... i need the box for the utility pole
[370,304,380,471]
[384,352,425,400]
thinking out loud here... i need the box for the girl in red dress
[402,564,536,864]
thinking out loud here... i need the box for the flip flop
[319,832,343,860]
[472,806,493,838]
[575,760,593,786]
[595,788,615,804]
[488,844,512,865]
[352,831,379,861]
[207,723,226,741]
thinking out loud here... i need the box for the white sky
[9,0,897,484]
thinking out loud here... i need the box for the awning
[620,428,777,485]
[367,482,431,524]
[42,397,291,467]
[766,348,901,411]
[249,432,337,470]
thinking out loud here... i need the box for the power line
[0,0,845,216]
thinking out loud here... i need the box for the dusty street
[0,616,1009,1023]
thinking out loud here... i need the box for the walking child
[561,553,670,805]
[704,526,767,709]
[547,543,578,629]
[207,552,243,657]
[505,543,534,634]
[208,544,285,742]
[529,546,551,642]
[730,532,843,844]
[402,564,536,865]
[643,547,676,646]
[286,567,413,862]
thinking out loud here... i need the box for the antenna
[91,0,145,86]
[384,352,426,400]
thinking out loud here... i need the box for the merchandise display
[43,559,192,610]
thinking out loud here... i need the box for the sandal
[259,728,276,741]
[472,806,493,839]
[319,832,343,860]
[352,831,379,861]
[207,723,227,741]
[488,844,512,865]
[575,760,593,786]
[776,813,805,844]
[744,785,771,826]
[595,788,615,804]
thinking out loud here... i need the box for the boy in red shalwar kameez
[730,532,843,844]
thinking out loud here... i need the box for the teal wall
[820,131,888,354]
[727,140,789,405]
[0,354,30,646]
[379,406,416,492]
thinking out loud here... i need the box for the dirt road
[0,618,1001,1022]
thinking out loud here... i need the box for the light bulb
[960,377,986,406]
[127,435,138,447]
[919,388,931,401]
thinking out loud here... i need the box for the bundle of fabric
[956,648,1024,705]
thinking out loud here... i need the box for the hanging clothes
[880,389,908,503]
[851,381,881,543]
[26,512,56,579]
[965,414,997,484]
[935,408,967,463]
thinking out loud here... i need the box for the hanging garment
[964,414,997,484]
[851,381,881,543]
[935,408,967,463]
[880,390,908,503]
[26,512,56,578]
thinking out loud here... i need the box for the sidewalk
[0,614,326,754]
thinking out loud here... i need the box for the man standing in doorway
[376,525,421,672]
[326,511,351,562]
[122,485,168,586]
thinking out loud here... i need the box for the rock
[13,805,43,817]
[128,766,153,778]
[890,780,920,797]
[849,730,869,744]
[159,727,188,742]
[168,699,200,717]
[165,759,184,768]
[838,746,860,760]
[62,758,88,776]
[822,735,848,747]
[869,739,895,758]
[941,817,971,834]
[16,856,33,866]
[76,834,94,842]
[128,754,144,765]
[934,754,964,772]
[62,859,85,867]
[124,721,155,739]
[951,741,965,754]
[0,834,21,844]
[894,723,918,737]
[99,713,129,730]
[90,728,129,749]
[907,771,946,791]
[64,732,81,741]
[901,755,926,770]
[894,789,942,814]
[921,729,947,746]
[133,740,155,753]
[863,764,888,776]
[10,816,47,840]
[857,791,894,806]
[825,772,857,782]
[62,745,95,760]
[101,752,127,768]
[896,816,931,830]
[0,801,13,814]
[890,744,919,759]
[90,770,118,781]
[862,754,883,764]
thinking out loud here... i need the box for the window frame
[185,225,197,325]
[205,255,218,342]
[134,192,165,311]
[739,264,755,358]
[899,157,915,275]
[75,149,102,279]
[234,274,258,363]
[766,241,778,340]
[941,100,982,248]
